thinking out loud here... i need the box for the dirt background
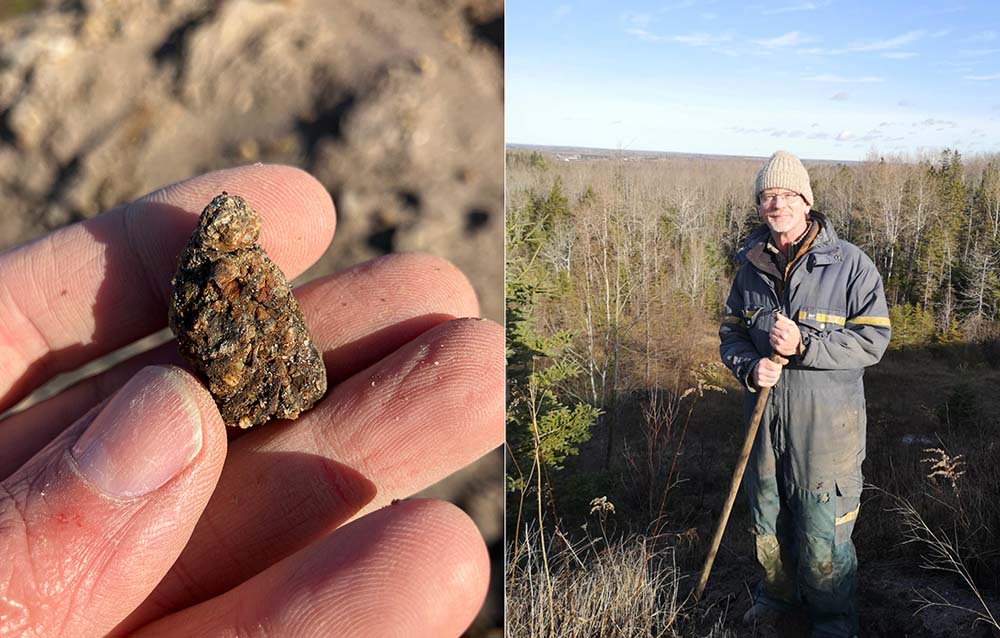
[0,0,503,633]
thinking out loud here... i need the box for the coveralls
[719,212,890,638]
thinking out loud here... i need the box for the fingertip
[253,164,337,256]
[222,164,337,278]
[129,498,492,638]
[370,498,490,635]
[136,163,337,282]
[413,498,491,594]
[387,252,481,318]
[416,318,504,447]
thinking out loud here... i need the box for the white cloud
[622,12,652,30]
[915,118,958,128]
[882,51,917,59]
[711,47,742,57]
[965,73,1000,81]
[622,13,733,47]
[752,31,811,48]
[798,47,844,55]
[622,14,670,43]
[672,32,733,46]
[836,131,854,141]
[626,28,667,42]
[759,129,808,138]
[762,1,831,15]
[830,91,849,101]
[958,48,1000,57]
[964,30,997,43]
[804,73,884,83]
[847,30,925,52]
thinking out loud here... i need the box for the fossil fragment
[168,192,327,428]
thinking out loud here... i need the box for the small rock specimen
[169,193,327,428]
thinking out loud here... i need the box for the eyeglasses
[759,190,801,205]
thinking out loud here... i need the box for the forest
[506,148,1000,637]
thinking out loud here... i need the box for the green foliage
[507,176,602,487]
[506,276,602,480]
[507,177,571,263]
[536,177,571,230]
[934,149,967,220]
[554,468,622,522]
[577,185,599,207]
[973,161,1000,250]
[935,317,965,345]
[903,151,971,314]
[506,149,549,170]
[888,303,937,348]
[936,383,978,430]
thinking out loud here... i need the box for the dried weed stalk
[889,490,1000,631]
[921,447,967,496]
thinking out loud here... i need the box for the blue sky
[506,1,1000,161]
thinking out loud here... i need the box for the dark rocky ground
[0,0,503,633]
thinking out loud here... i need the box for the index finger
[0,164,335,412]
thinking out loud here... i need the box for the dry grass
[506,345,1000,637]
[506,525,737,638]
[885,489,1000,632]
[861,347,1000,588]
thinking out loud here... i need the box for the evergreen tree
[506,178,601,491]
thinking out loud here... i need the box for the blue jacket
[719,212,891,486]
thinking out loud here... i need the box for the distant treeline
[509,148,1000,344]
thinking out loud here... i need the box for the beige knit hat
[755,150,813,205]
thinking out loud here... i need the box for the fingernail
[72,366,203,498]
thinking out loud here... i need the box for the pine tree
[506,178,602,490]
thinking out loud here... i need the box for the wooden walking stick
[693,352,786,602]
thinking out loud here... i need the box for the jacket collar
[737,210,842,267]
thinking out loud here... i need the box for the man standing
[719,151,891,638]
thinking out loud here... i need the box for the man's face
[757,189,810,236]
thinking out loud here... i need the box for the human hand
[752,355,789,389]
[0,165,503,637]
[769,311,802,356]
